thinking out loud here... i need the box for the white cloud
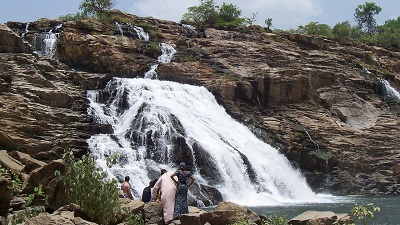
[128,0,198,23]
[126,0,323,29]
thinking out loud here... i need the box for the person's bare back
[121,176,134,199]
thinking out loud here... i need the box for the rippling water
[250,195,400,225]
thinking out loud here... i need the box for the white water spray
[144,64,159,79]
[143,43,176,79]
[115,22,123,36]
[131,25,149,41]
[381,79,400,102]
[21,22,29,38]
[31,24,62,59]
[87,78,334,206]
[158,43,176,63]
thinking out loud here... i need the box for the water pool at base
[250,195,400,225]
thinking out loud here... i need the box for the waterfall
[21,22,29,38]
[144,65,158,79]
[143,43,175,79]
[158,43,176,64]
[31,24,62,59]
[381,79,400,102]
[182,24,195,30]
[115,22,123,36]
[87,78,331,206]
[113,23,149,41]
[130,25,149,41]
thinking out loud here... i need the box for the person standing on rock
[170,162,195,219]
[121,176,134,200]
[152,170,177,224]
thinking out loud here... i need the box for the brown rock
[143,201,163,225]
[22,159,66,194]
[289,211,337,225]
[198,201,261,225]
[0,150,24,173]
[24,203,98,225]
[118,198,145,223]
[392,163,400,177]
[179,206,206,225]
[0,24,33,53]
[1,12,400,198]
[9,151,47,174]
[0,176,12,216]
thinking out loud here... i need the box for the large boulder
[18,159,68,211]
[24,203,97,225]
[0,150,24,173]
[22,159,66,195]
[179,206,207,225]
[9,151,47,174]
[118,198,145,223]
[199,201,262,225]
[288,211,352,225]
[143,201,163,225]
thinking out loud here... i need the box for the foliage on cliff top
[182,0,254,29]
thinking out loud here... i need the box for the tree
[182,0,219,26]
[333,21,364,40]
[218,3,241,23]
[296,22,333,37]
[182,0,250,28]
[377,16,400,48]
[265,18,273,30]
[79,0,116,17]
[354,2,382,36]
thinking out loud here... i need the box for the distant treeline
[58,0,399,50]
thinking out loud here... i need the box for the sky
[0,0,399,30]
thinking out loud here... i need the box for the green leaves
[182,0,251,29]
[61,150,122,224]
[354,2,382,36]
[296,22,333,37]
[79,0,116,18]
[351,203,381,225]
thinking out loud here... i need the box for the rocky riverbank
[1,151,355,225]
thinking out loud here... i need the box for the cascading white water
[143,43,176,79]
[144,65,159,79]
[31,24,62,59]
[87,78,333,206]
[115,22,123,36]
[131,25,149,41]
[21,22,29,38]
[158,43,176,63]
[32,33,58,58]
[381,79,400,102]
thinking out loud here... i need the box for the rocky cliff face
[1,10,399,196]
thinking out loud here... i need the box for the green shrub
[349,203,380,225]
[182,0,252,29]
[58,12,87,21]
[60,150,121,225]
[263,215,289,225]
[9,184,46,225]
[230,219,253,225]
